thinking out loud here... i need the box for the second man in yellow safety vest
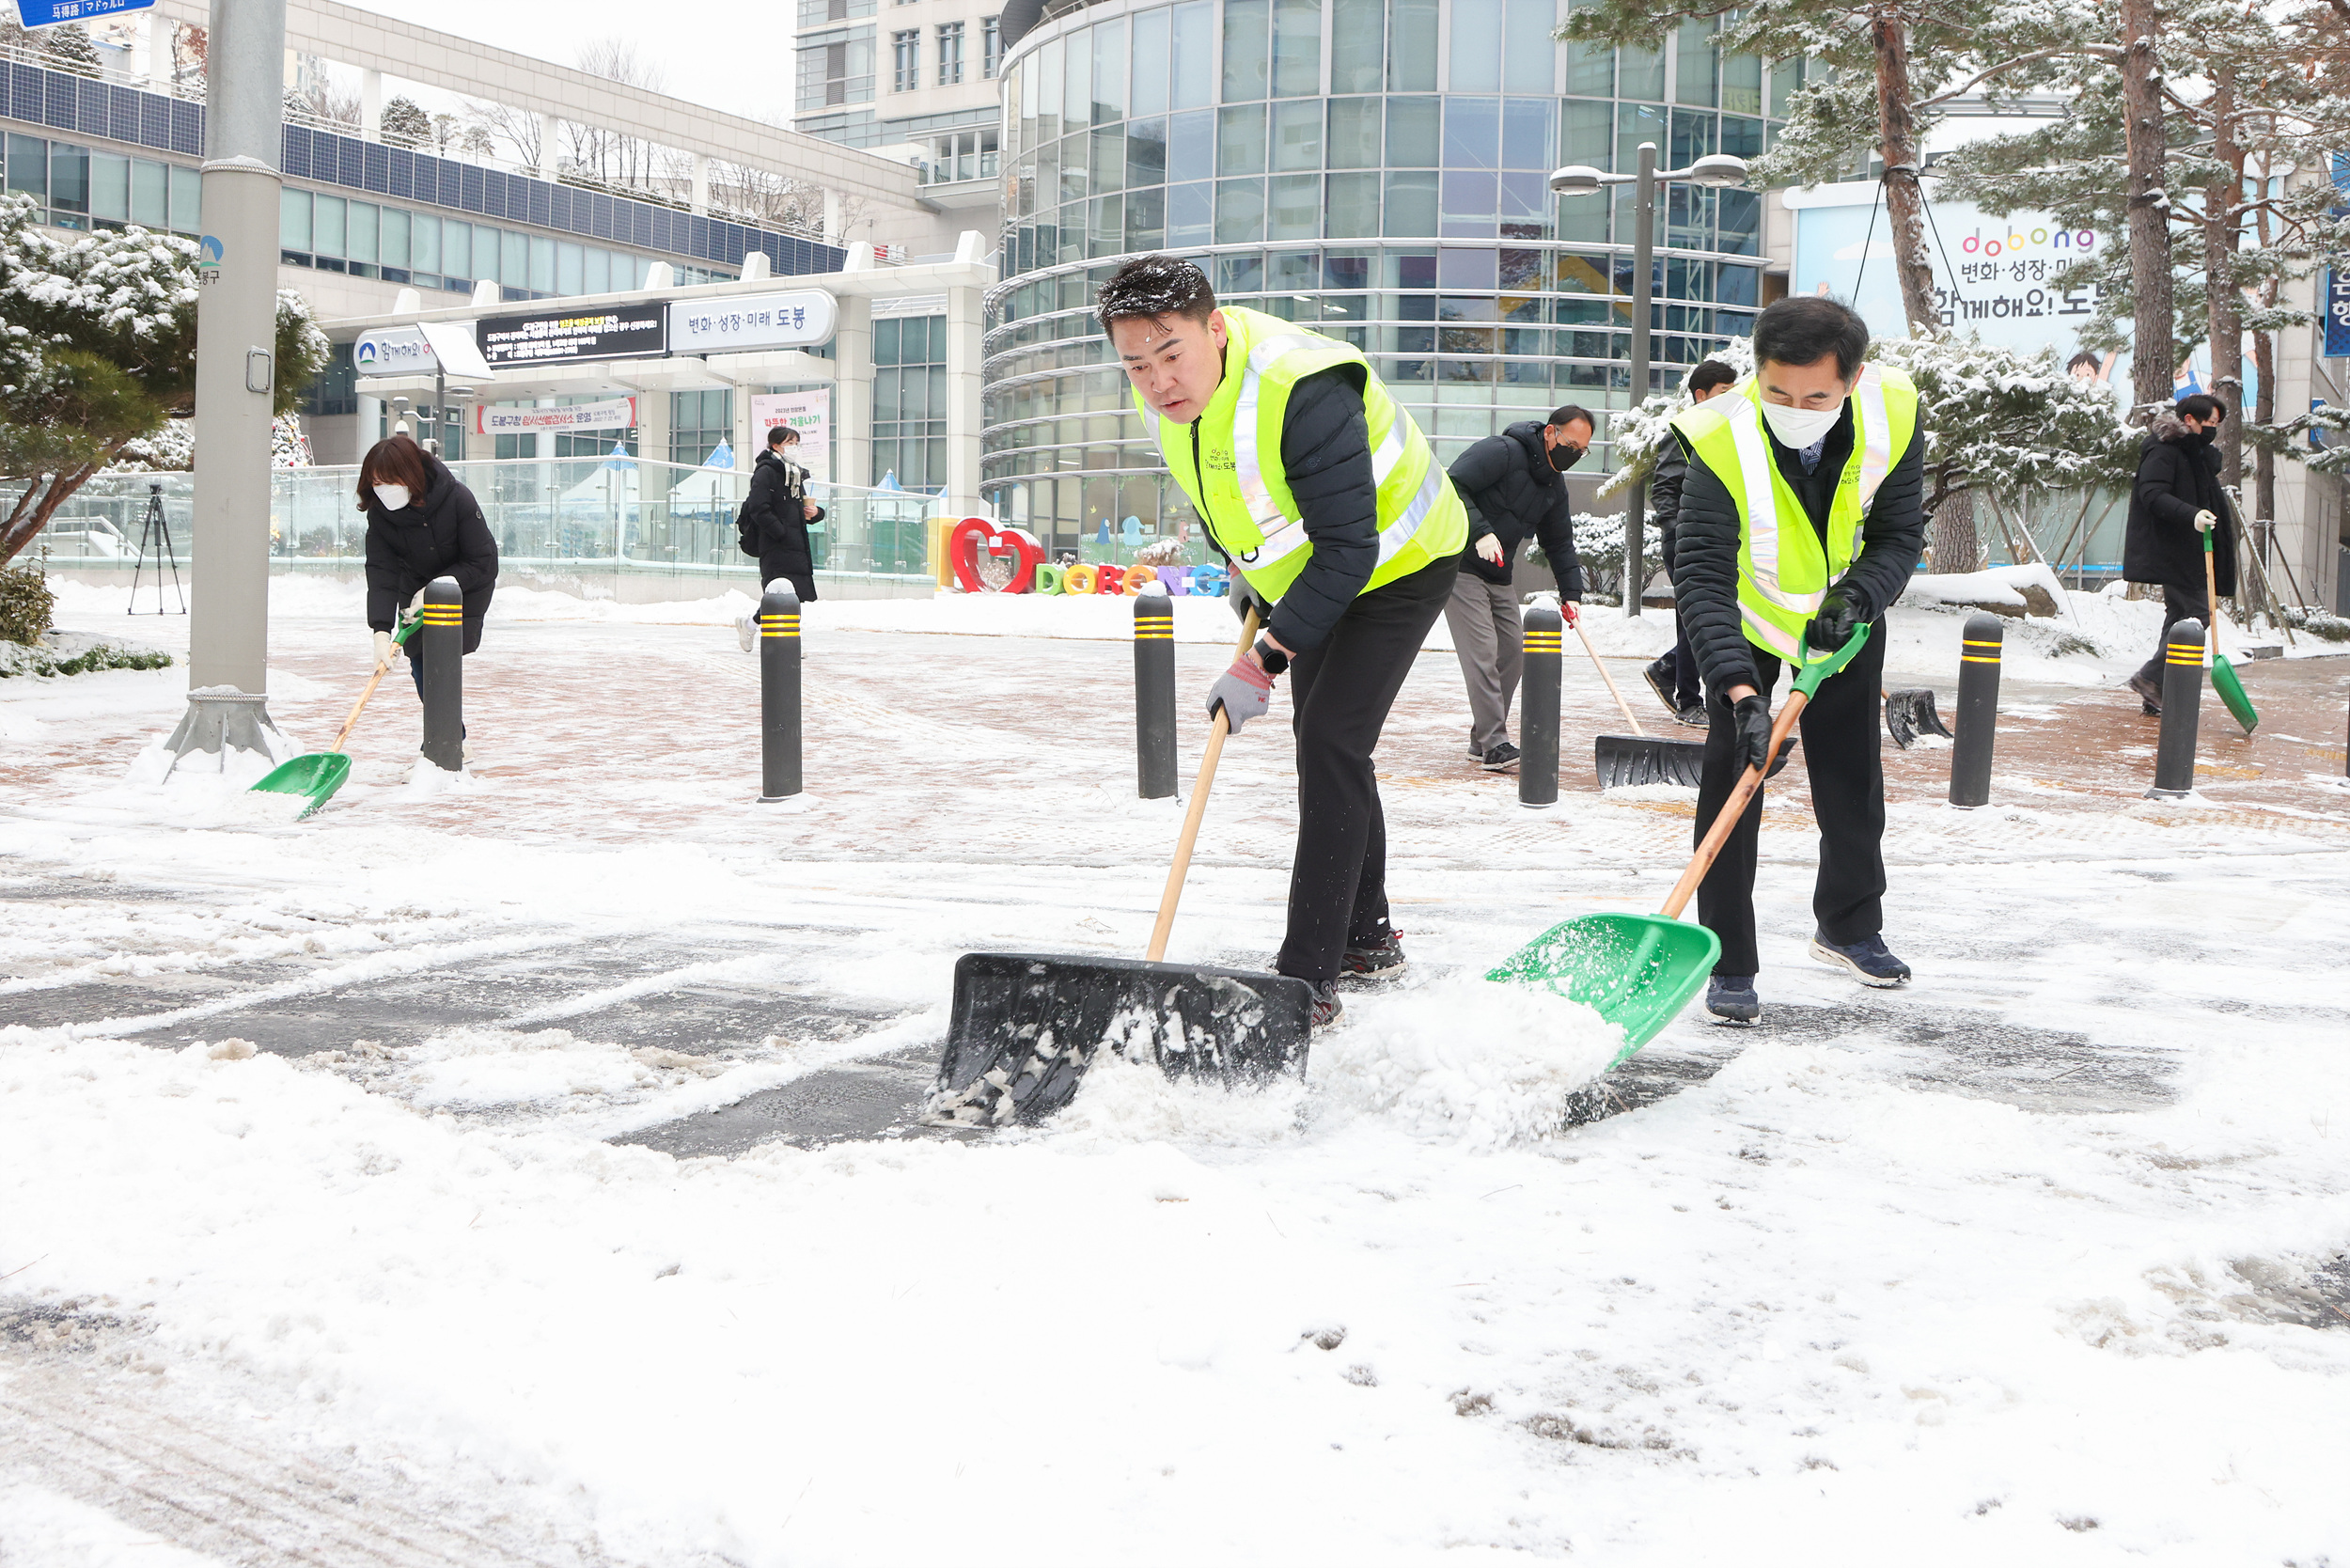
[1100,255,1466,1028]
[1668,295,1928,1023]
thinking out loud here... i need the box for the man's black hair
[1097,255,1217,334]
[2065,350,2102,374]
[1751,295,1872,382]
[2177,392,2228,423]
[1547,404,1595,432]
[1687,360,1738,396]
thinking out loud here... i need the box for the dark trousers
[1653,619,1700,708]
[1693,619,1888,977]
[759,555,817,604]
[1276,556,1459,982]
[2136,584,2208,681]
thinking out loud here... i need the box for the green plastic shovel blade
[2210,653,2258,734]
[248,752,352,819]
[1485,912,1724,1064]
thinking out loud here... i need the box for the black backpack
[735,495,760,557]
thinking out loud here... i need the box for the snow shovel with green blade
[249,619,418,817]
[1487,622,1872,1061]
[2201,525,2258,735]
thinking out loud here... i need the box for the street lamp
[1551,143,1750,616]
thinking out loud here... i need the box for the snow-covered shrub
[0,561,56,646]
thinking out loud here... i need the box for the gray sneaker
[736,615,758,653]
[1479,741,1522,773]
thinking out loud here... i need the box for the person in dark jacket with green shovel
[1670,296,1925,1024]
[359,435,497,733]
[2121,396,2234,715]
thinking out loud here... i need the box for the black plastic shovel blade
[932,953,1314,1125]
[1885,688,1952,749]
[1594,732,1794,789]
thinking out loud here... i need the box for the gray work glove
[1205,656,1275,734]
[372,630,395,671]
[1229,580,1274,631]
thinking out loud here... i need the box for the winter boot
[2125,670,2163,715]
[1809,932,1911,987]
[1340,929,1407,981]
[1705,974,1761,1023]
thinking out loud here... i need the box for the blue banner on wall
[14,0,156,24]
[2325,271,2350,358]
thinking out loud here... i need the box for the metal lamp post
[1550,147,1749,617]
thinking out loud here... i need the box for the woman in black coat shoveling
[359,435,498,728]
[2121,395,2235,714]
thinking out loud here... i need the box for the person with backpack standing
[736,422,827,651]
[1441,407,1590,772]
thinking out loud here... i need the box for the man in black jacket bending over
[1673,296,1926,1024]
[1442,407,1589,771]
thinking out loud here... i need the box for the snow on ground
[2,588,2345,1564]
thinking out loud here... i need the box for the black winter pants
[2135,584,2208,682]
[758,554,817,604]
[1693,618,1888,977]
[1276,556,1459,982]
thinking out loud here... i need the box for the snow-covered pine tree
[381,96,431,149]
[1560,0,2107,340]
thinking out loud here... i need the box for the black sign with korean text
[477,304,669,367]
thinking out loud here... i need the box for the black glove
[1731,694,1774,775]
[1806,588,1864,653]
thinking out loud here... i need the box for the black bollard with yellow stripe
[1134,588,1176,799]
[759,581,802,801]
[1519,601,1562,808]
[2146,619,2204,800]
[418,575,464,772]
[1947,612,2003,808]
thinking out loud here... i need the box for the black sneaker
[1705,974,1761,1023]
[1304,979,1344,1029]
[2125,671,2163,715]
[1479,741,1521,772]
[1809,932,1911,987]
[1641,661,1682,717]
[1341,930,1406,980]
[1673,702,1708,729]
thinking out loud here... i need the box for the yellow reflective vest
[1138,306,1466,603]
[1669,365,1920,666]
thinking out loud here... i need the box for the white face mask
[1759,400,1844,450]
[373,483,412,511]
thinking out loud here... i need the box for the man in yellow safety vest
[1100,255,1467,1028]
[1668,295,1927,1023]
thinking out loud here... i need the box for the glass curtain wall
[981,0,1784,549]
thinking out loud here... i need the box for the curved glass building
[979,0,1794,551]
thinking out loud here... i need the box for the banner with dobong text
[472,397,638,437]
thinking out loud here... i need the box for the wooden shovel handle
[1571,613,1646,737]
[2201,527,2219,670]
[1656,687,1809,921]
[1145,605,1261,963]
[330,662,395,754]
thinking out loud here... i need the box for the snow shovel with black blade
[1487,623,1870,1061]
[1883,686,1953,749]
[2202,518,2259,735]
[248,619,418,818]
[932,607,1314,1126]
[1574,615,1792,788]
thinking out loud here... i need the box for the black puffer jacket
[1196,367,1382,655]
[1446,420,1584,598]
[744,448,827,568]
[1651,434,1690,573]
[364,451,498,652]
[1672,400,1926,695]
[2123,411,2235,595]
